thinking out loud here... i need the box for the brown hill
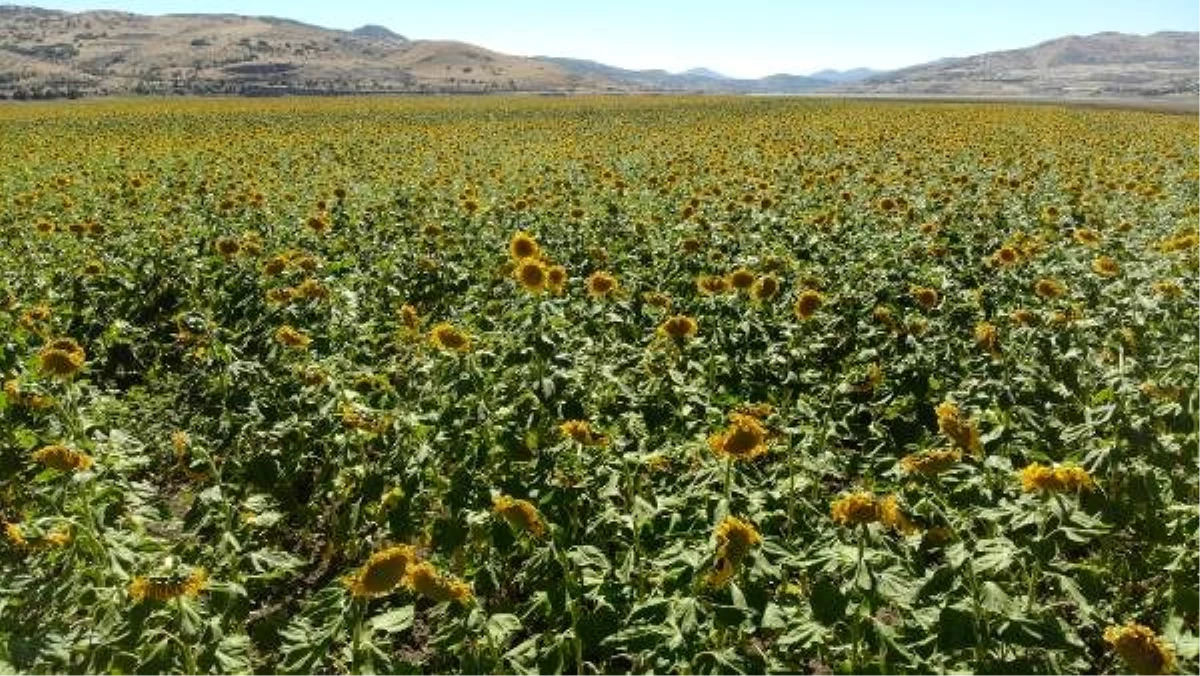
[0,5,603,97]
[842,31,1199,98]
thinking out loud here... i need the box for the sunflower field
[0,95,1197,675]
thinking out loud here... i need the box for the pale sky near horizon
[28,0,1200,78]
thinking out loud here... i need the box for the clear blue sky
[31,0,1200,77]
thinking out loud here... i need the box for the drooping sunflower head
[1072,228,1101,246]
[405,561,473,604]
[345,545,417,598]
[1019,462,1094,494]
[935,401,981,454]
[708,413,768,461]
[38,337,86,377]
[509,231,540,260]
[793,289,823,320]
[492,494,546,537]
[697,275,730,295]
[262,256,287,276]
[399,304,420,331]
[900,448,962,476]
[1092,256,1119,277]
[429,323,471,353]
[1104,622,1175,675]
[129,568,208,603]
[514,259,548,293]
[877,494,918,534]
[658,315,698,340]
[559,419,608,447]
[1034,278,1066,300]
[831,492,879,526]
[32,444,93,472]
[713,516,762,564]
[974,322,1000,356]
[751,275,780,301]
[274,325,311,350]
[911,286,939,310]
[587,271,619,298]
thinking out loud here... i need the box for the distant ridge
[838,31,1198,97]
[0,5,1194,100]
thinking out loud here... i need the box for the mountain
[533,56,830,93]
[809,67,881,83]
[842,31,1198,97]
[0,5,603,97]
[680,67,729,79]
[0,6,1194,100]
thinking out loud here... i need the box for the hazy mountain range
[0,5,1195,99]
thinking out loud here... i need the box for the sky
[29,0,1200,78]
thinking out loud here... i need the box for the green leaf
[370,606,414,635]
[485,613,522,645]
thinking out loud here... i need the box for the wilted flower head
[1019,462,1095,493]
[831,492,879,526]
[935,401,982,455]
[38,338,86,377]
[32,445,92,472]
[345,545,418,598]
[492,494,546,537]
[129,568,208,603]
[429,323,471,352]
[659,315,698,339]
[405,561,473,604]
[900,448,962,476]
[708,413,768,461]
[1104,622,1175,675]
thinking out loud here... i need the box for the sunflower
[344,545,417,598]
[1034,278,1065,300]
[399,304,420,330]
[696,275,730,295]
[559,419,608,447]
[657,315,698,340]
[266,286,294,305]
[878,494,918,534]
[751,275,780,301]
[974,322,1000,356]
[911,286,939,310]
[547,265,568,294]
[587,271,619,298]
[492,494,546,537]
[509,231,540,260]
[793,289,823,320]
[1009,308,1037,325]
[1072,228,1101,246]
[713,516,761,564]
[991,246,1020,266]
[705,516,761,587]
[1019,462,1094,493]
[1104,622,1175,675]
[82,260,104,276]
[935,402,982,455]
[405,561,473,604]
[214,236,240,257]
[726,268,756,291]
[900,448,962,476]
[32,444,92,472]
[514,259,548,293]
[708,413,768,461]
[4,522,27,548]
[1092,256,1119,277]
[429,323,471,352]
[831,492,879,526]
[1152,281,1182,298]
[38,338,86,377]
[129,568,208,603]
[292,278,329,301]
[274,325,311,350]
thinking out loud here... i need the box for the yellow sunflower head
[1104,622,1175,675]
[430,323,471,352]
[587,271,619,298]
[708,413,768,461]
[831,492,879,526]
[493,494,546,537]
[32,444,93,472]
[38,337,86,377]
[726,268,756,291]
[345,545,417,598]
[514,259,548,294]
[405,561,473,604]
[509,231,540,260]
[794,289,823,320]
[658,315,698,339]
